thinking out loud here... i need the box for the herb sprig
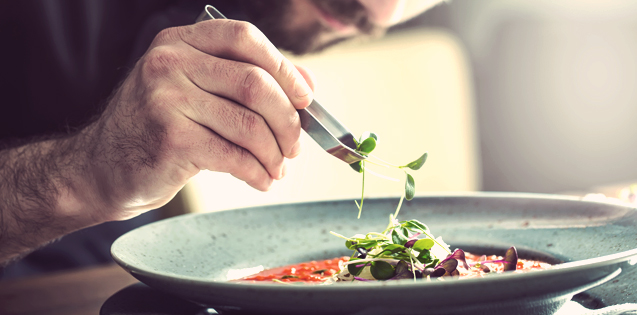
[349,132,427,219]
[331,216,452,281]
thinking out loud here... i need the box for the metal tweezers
[196,5,366,164]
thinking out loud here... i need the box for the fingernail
[280,162,287,179]
[289,141,302,158]
[295,81,312,99]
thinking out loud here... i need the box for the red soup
[240,254,551,284]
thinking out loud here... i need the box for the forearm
[0,131,100,266]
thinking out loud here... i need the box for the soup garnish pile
[240,132,551,284]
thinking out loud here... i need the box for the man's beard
[236,0,385,55]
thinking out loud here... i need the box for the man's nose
[357,0,406,27]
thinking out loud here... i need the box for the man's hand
[0,20,314,264]
[84,20,315,221]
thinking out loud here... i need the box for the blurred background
[3,0,637,282]
[184,0,637,213]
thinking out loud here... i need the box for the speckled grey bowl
[111,193,637,315]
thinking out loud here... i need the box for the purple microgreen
[404,239,417,248]
[480,265,491,273]
[436,249,470,270]
[503,246,519,271]
[439,258,458,274]
[479,259,506,264]
[370,261,396,280]
[354,276,373,282]
[430,267,446,278]
[408,232,422,240]
[390,260,413,280]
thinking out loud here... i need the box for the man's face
[240,0,444,55]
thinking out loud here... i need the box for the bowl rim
[111,192,637,292]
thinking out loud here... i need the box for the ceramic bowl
[111,193,637,315]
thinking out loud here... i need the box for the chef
[0,0,442,276]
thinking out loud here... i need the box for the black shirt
[0,0,212,142]
[0,0,241,278]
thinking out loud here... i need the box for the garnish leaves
[417,250,434,265]
[412,239,435,252]
[370,261,395,280]
[348,131,428,219]
[430,268,446,278]
[378,244,406,256]
[357,137,377,155]
[391,230,408,246]
[392,260,412,280]
[403,152,428,171]
[503,246,519,271]
[360,131,378,142]
[439,258,458,275]
[350,161,363,173]
[405,174,415,200]
[402,220,429,233]
[445,249,470,270]
[347,259,367,276]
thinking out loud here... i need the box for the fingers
[136,20,315,190]
[179,86,286,180]
[295,65,317,93]
[181,118,274,191]
[176,20,314,109]
[177,47,302,159]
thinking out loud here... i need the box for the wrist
[0,133,106,263]
[56,124,113,227]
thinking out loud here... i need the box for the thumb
[294,64,316,95]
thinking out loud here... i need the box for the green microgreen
[391,228,409,246]
[413,239,435,251]
[401,152,428,171]
[370,261,395,280]
[405,174,415,201]
[331,216,452,282]
[347,260,367,276]
[349,131,428,218]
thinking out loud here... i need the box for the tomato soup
[240,253,551,284]
[242,257,349,283]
